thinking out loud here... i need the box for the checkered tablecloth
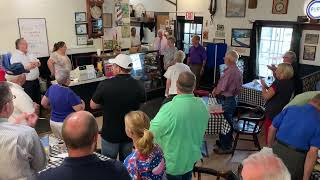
[39,136,110,173]
[238,83,265,107]
[205,97,231,135]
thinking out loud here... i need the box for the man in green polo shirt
[150,71,209,180]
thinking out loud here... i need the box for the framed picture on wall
[103,13,113,28]
[75,12,87,23]
[303,45,317,61]
[231,28,251,48]
[77,35,88,45]
[213,38,225,44]
[75,23,88,35]
[272,0,289,14]
[226,0,246,17]
[305,33,319,45]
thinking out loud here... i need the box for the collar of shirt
[115,74,131,78]
[62,154,100,166]
[174,94,194,100]
[7,81,23,91]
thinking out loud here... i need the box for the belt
[276,139,308,154]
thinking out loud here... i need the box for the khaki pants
[190,64,202,88]
[50,120,63,139]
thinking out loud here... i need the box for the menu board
[18,18,49,58]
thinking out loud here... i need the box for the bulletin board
[18,18,50,58]
[300,30,320,66]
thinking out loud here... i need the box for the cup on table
[97,49,101,56]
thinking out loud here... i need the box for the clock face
[275,2,284,12]
[90,6,102,19]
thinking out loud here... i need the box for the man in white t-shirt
[163,50,191,104]
[10,38,41,104]
[5,63,38,125]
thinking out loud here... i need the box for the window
[257,27,293,77]
[183,23,202,54]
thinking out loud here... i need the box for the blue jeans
[167,171,192,180]
[101,138,133,162]
[217,96,237,150]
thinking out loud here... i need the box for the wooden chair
[193,166,239,180]
[231,105,265,156]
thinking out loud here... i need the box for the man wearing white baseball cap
[90,54,145,161]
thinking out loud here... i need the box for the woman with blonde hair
[261,63,295,144]
[123,111,166,180]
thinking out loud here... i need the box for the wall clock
[90,5,102,19]
[86,0,104,38]
[272,0,288,14]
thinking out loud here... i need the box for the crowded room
[1,0,320,179]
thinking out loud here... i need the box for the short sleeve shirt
[49,52,72,73]
[124,145,166,180]
[188,45,207,65]
[91,74,145,143]
[10,50,40,81]
[164,63,191,95]
[45,84,81,122]
[265,79,294,119]
[273,104,320,150]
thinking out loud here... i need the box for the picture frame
[77,35,88,46]
[226,0,246,17]
[75,12,87,23]
[303,45,317,61]
[213,38,226,44]
[272,0,289,14]
[231,28,251,48]
[103,13,113,28]
[305,33,319,45]
[75,23,88,35]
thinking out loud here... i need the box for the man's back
[150,94,209,175]
[0,120,46,179]
[92,74,145,143]
[38,155,130,180]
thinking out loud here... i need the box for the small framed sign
[75,12,87,23]
[75,23,88,35]
[77,35,88,45]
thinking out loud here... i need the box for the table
[202,97,231,135]
[238,81,266,107]
[40,136,109,173]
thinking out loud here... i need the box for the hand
[267,65,276,72]
[25,62,36,70]
[211,88,216,97]
[33,103,40,115]
[25,113,38,128]
[260,79,267,88]
[32,59,41,67]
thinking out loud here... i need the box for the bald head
[62,111,98,149]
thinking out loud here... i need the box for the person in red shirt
[0,69,5,81]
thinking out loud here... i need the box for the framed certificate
[77,35,88,45]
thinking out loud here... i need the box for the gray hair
[0,82,12,112]
[176,71,196,93]
[158,29,164,36]
[242,149,291,180]
[226,50,239,63]
[55,69,70,85]
[174,50,186,63]
[5,74,20,82]
[284,51,296,63]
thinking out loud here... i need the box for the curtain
[249,21,262,81]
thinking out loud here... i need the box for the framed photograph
[226,0,246,17]
[305,33,319,45]
[75,12,87,23]
[213,38,225,44]
[103,13,113,28]
[77,35,88,45]
[272,0,289,14]
[75,23,88,35]
[303,45,317,61]
[231,28,251,48]
[217,24,224,31]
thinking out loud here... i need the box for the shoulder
[100,159,129,175]
[38,168,61,180]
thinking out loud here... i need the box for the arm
[267,125,277,147]
[41,96,51,109]
[303,147,318,180]
[262,80,276,101]
[90,99,101,110]
[29,130,47,171]
[165,79,171,96]
[72,99,85,111]
[47,58,55,76]
[90,82,104,110]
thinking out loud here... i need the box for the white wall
[130,0,312,55]
[0,0,104,54]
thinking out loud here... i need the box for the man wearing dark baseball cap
[5,63,38,127]
[90,54,145,161]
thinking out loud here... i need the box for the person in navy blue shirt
[41,69,85,139]
[268,94,320,180]
[38,111,130,180]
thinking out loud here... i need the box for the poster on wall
[300,30,320,66]
[121,25,130,38]
[226,0,246,17]
[121,4,129,18]
[231,28,251,48]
